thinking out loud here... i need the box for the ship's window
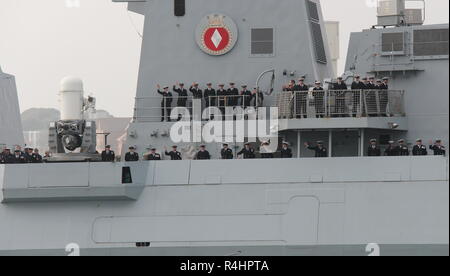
[174,0,185,17]
[382,33,405,52]
[310,22,327,63]
[414,29,449,56]
[251,28,274,55]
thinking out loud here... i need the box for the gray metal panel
[29,163,90,188]
[413,29,449,56]
[0,70,24,148]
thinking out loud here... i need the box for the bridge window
[251,28,274,55]
[174,0,185,17]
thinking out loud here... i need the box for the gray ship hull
[1,157,448,256]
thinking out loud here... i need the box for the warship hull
[1,157,448,256]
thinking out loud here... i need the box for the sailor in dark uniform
[305,141,328,158]
[412,139,428,156]
[384,141,398,156]
[362,77,370,89]
[429,140,446,156]
[294,77,309,119]
[13,150,27,164]
[125,146,139,162]
[365,77,378,116]
[145,148,162,160]
[196,145,211,160]
[23,148,33,163]
[351,75,364,117]
[221,144,234,159]
[31,149,43,163]
[1,148,13,164]
[240,85,253,108]
[173,82,189,120]
[252,87,264,108]
[165,146,182,160]
[312,81,325,118]
[157,84,173,122]
[204,83,216,108]
[217,84,228,118]
[351,75,364,90]
[101,145,115,162]
[367,139,381,156]
[333,77,348,117]
[189,82,203,100]
[227,82,239,107]
[380,77,389,90]
[367,77,377,89]
[173,82,188,108]
[396,139,410,156]
[237,143,256,159]
[280,142,293,158]
[378,77,389,116]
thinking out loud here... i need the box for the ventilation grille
[382,33,405,52]
[414,29,449,56]
[307,0,320,21]
[307,0,327,64]
[251,28,274,55]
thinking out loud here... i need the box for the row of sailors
[368,139,446,156]
[157,83,264,122]
[105,142,295,162]
[282,76,389,92]
[0,146,45,164]
[116,138,445,162]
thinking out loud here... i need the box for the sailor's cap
[241,84,248,88]
[229,82,235,85]
[355,75,361,78]
[416,139,423,142]
[14,150,21,153]
[376,79,382,83]
[192,82,199,86]
[244,142,251,146]
[398,139,405,143]
[315,80,321,84]
[129,146,135,149]
[337,77,343,80]
[163,86,169,89]
[282,141,290,146]
[150,148,157,151]
[172,145,178,148]
[370,139,377,143]
[382,77,389,81]
[206,82,212,86]
[179,83,185,86]
[105,145,111,148]
[218,83,225,86]
[299,77,305,81]
[200,145,206,148]
[388,140,395,144]
[317,140,324,144]
[362,77,368,80]
[436,139,442,143]
[369,76,375,79]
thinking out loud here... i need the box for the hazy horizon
[1,0,448,117]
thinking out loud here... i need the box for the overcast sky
[0,0,448,117]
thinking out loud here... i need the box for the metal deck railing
[133,90,405,122]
